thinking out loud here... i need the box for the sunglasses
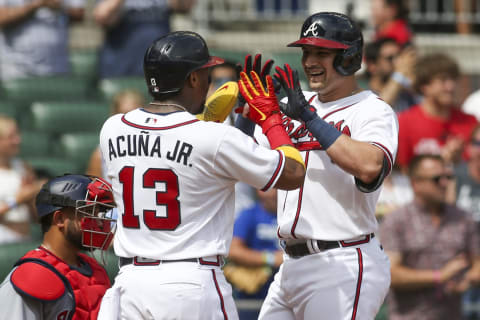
[415,174,454,184]
[470,140,480,146]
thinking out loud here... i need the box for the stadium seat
[98,77,150,102]
[103,249,120,283]
[30,101,109,134]
[26,156,79,177]
[20,131,51,158]
[2,76,94,105]
[70,49,98,79]
[0,101,18,119]
[59,133,100,172]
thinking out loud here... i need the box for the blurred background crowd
[2,0,480,319]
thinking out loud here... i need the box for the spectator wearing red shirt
[396,53,478,169]
[371,0,412,46]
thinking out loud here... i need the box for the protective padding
[11,262,65,301]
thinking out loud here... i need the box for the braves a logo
[303,21,323,37]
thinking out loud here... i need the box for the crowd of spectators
[3,1,480,318]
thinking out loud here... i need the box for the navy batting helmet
[288,12,363,76]
[144,31,224,97]
[36,174,116,250]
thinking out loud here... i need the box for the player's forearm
[326,135,384,184]
[0,1,41,27]
[93,0,124,26]
[379,79,404,109]
[390,265,443,291]
[229,243,271,267]
[274,157,305,190]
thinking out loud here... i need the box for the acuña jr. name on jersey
[107,133,193,167]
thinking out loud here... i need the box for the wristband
[262,113,294,149]
[276,145,305,168]
[391,72,412,88]
[304,115,342,150]
[234,114,255,137]
[263,251,276,267]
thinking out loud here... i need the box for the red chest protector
[12,247,111,320]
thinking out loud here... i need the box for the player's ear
[186,70,199,89]
[52,209,67,228]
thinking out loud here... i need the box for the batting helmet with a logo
[143,31,224,98]
[288,12,363,76]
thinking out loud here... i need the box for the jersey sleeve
[214,127,285,191]
[0,275,41,320]
[351,98,399,173]
[0,261,76,320]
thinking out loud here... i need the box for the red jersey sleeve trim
[261,150,284,191]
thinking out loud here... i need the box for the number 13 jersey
[100,109,285,260]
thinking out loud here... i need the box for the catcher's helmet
[288,12,363,76]
[36,174,116,251]
[144,31,224,97]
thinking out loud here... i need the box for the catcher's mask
[288,12,363,76]
[36,174,116,251]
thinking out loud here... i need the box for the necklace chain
[149,102,187,112]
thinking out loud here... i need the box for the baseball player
[239,12,399,320]
[97,31,305,320]
[0,174,116,320]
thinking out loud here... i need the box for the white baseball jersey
[99,108,285,260]
[257,90,398,241]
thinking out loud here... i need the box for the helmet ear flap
[333,46,362,76]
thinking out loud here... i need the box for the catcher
[0,174,116,320]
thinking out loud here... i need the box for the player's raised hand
[244,54,274,87]
[236,54,275,112]
[238,70,279,127]
[274,64,315,122]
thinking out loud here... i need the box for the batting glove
[238,71,280,128]
[274,64,316,122]
[236,54,275,111]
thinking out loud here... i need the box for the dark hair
[39,213,53,234]
[408,154,444,178]
[364,37,398,63]
[413,53,460,94]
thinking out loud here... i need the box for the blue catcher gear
[36,174,116,251]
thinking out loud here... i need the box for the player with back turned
[236,12,399,320]
[97,31,305,319]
